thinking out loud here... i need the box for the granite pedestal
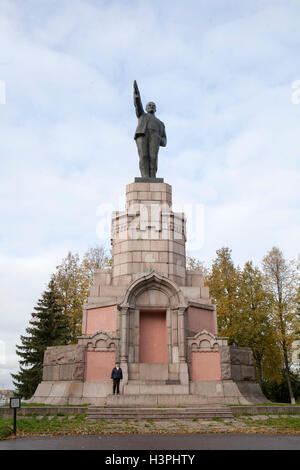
[31,181,267,405]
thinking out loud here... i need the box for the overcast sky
[1,0,300,388]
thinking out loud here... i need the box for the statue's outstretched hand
[133,80,139,95]
[133,80,143,117]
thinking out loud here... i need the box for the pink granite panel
[188,306,215,335]
[191,351,221,381]
[85,305,117,335]
[139,310,167,363]
[85,351,115,381]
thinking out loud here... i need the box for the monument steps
[127,380,181,385]
[86,406,233,421]
[123,382,189,395]
[104,393,235,407]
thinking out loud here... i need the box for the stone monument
[133,80,166,179]
[31,83,267,406]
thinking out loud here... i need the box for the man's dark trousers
[113,379,120,394]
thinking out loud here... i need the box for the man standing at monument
[110,362,123,395]
[133,80,167,179]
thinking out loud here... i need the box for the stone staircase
[87,405,233,421]
[105,393,227,407]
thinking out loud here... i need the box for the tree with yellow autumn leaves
[51,245,110,341]
[205,247,299,403]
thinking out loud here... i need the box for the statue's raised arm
[133,80,144,118]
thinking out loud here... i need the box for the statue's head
[146,101,156,114]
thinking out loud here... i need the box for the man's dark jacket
[111,367,123,380]
[133,92,167,146]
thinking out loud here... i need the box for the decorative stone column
[178,307,186,363]
[178,307,189,385]
[119,306,129,384]
[120,306,129,362]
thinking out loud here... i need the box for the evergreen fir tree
[11,280,71,399]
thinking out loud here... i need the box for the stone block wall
[111,182,186,286]
[187,305,216,336]
[186,271,205,287]
[84,305,117,335]
[42,345,86,382]
[187,333,256,384]
[220,346,256,381]
[85,351,116,381]
[125,182,172,209]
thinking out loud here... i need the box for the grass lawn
[1,403,91,407]
[238,415,300,431]
[1,412,300,440]
[0,413,88,439]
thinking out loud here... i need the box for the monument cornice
[83,301,119,309]
[187,300,215,311]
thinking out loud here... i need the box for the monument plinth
[134,177,164,183]
[31,81,267,405]
[31,179,267,405]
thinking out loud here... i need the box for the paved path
[0,433,300,450]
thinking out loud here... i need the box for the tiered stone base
[31,179,269,408]
[31,380,267,406]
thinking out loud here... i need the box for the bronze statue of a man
[133,80,167,178]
